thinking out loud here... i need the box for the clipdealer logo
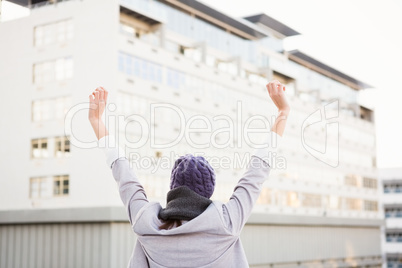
[301,100,339,167]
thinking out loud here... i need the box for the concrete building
[0,0,382,267]
[380,168,402,268]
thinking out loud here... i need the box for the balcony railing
[120,0,167,22]
[385,212,402,218]
[387,264,402,268]
[30,0,71,10]
[384,187,402,194]
[386,236,402,243]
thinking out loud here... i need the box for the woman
[88,81,290,267]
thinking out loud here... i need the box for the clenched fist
[88,86,108,122]
[266,80,290,115]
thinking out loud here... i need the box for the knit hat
[170,154,216,199]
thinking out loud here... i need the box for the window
[396,185,401,193]
[385,208,392,218]
[55,97,72,119]
[387,256,402,265]
[32,99,50,121]
[167,68,186,90]
[363,177,377,189]
[53,175,69,196]
[30,175,69,198]
[344,198,362,210]
[32,96,71,122]
[55,136,70,157]
[383,183,402,194]
[385,207,402,218]
[274,190,286,206]
[259,53,270,68]
[386,233,394,242]
[33,57,73,84]
[30,177,52,198]
[384,184,390,193]
[55,57,74,81]
[180,46,202,63]
[246,72,266,86]
[257,188,271,205]
[34,19,74,47]
[301,193,321,208]
[287,192,300,207]
[216,60,238,76]
[31,138,48,158]
[119,21,160,46]
[118,52,162,83]
[386,233,402,243]
[119,22,135,36]
[364,200,378,211]
[344,174,359,187]
[116,92,150,117]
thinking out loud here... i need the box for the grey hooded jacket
[99,133,280,268]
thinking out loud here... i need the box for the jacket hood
[133,201,238,267]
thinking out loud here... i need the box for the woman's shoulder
[133,202,162,223]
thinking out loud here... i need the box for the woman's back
[131,201,248,267]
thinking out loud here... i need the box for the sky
[2,0,402,168]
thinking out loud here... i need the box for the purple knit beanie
[170,154,216,199]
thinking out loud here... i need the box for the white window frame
[53,175,69,196]
[31,138,49,158]
[34,19,74,47]
[55,136,71,157]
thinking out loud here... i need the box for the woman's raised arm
[88,87,149,225]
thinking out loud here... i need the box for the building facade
[0,0,382,267]
[380,168,402,268]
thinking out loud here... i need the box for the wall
[0,207,383,268]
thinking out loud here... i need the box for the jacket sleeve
[98,135,149,225]
[222,132,281,234]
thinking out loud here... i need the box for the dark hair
[159,219,182,230]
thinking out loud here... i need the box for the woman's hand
[88,87,108,122]
[89,87,109,140]
[266,80,290,137]
[266,80,290,115]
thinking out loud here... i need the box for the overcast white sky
[2,0,402,168]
